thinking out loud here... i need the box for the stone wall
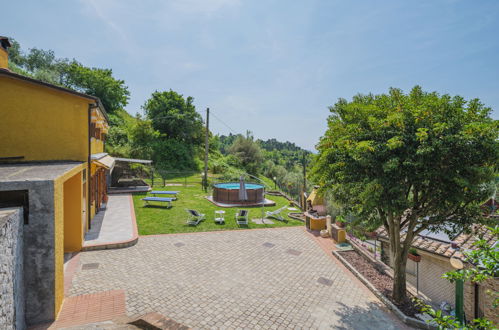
[406,253,455,306]
[464,278,498,324]
[0,181,56,325]
[380,241,455,305]
[0,207,25,330]
[381,240,498,324]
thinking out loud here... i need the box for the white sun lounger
[265,206,288,222]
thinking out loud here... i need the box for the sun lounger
[235,209,249,225]
[265,206,288,222]
[142,197,174,208]
[186,209,205,226]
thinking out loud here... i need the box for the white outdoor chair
[186,209,205,226]
[235,209,249,225]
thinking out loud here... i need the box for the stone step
[57,320,140,329]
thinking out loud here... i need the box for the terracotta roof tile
[374,221,495,261]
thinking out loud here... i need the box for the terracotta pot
[365,231,377,238]
[408,253,421,262]
[335,221,345,228]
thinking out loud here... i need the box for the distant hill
[217,134,310,171]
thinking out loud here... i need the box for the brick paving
[69,227,409,329]
[31,291,126,329]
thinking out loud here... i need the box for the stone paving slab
[251,218,274,224]
[70,227,409,329]
[83,194,136,249]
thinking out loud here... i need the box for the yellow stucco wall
[53,176,64,317]
[91,138,104,155]
[0,48,8,69]
[63,172,83,252]
[53,164,86,317]
[0,76,90,161]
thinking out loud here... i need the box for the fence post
[151,166,154,187]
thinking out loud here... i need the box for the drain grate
[82,263,100,270]
[317,277,333,286]
[262,242,275,248]
[286,249,302,256]
[174,242,185,247]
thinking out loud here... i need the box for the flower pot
[365,231,377,238]
[408,253,421,262]
[335,221,345,228]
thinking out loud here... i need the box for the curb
[333,250,436,330]
[82,195,139,251]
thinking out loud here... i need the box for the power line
[209,109,241,135]
[134,108,244,137]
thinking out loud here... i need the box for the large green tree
[311,86,498,304]
[143,90,203,144]
[8,39,130,113]
[142,90,204,171]
[61,61,130,113]
[228,132,263,175]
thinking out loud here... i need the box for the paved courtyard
[69,227,408,329]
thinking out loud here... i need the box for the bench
[142,197,175,208]
[150,191,180,200]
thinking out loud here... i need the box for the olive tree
[311,86,498,304]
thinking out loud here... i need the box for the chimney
[0,36,12,69]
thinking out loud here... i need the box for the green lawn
[132,182,303,235]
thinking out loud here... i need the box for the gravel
[340,250,420,317]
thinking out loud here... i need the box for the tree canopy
[228,132,263,175]
[7,38,130,113]
[143,90,203,145]
[139,90,205,171]
[61,62,130,113]
[312,86,499,303]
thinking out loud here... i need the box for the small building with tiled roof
[376,218,498,324]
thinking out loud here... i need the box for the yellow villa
[0,36,114,325]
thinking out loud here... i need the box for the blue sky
[3,0,499,150]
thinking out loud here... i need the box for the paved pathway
[83,194,136,249]
[71,227,408,329]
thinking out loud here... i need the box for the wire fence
[347,232,382,261]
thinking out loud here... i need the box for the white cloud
[83,0,130,44]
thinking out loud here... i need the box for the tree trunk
[387,214,411,305]
[392,248,408,304]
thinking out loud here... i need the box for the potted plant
[335,215,346,228]
[408,247,421,262]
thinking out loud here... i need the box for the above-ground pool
[213,182,265,204]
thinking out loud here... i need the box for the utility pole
[203,108,210,191]
[302,152,307,209]
[302,152,307,189]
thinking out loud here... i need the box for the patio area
[68,227,409,329]
[83,194,138,250]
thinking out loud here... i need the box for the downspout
[88,104,97,230]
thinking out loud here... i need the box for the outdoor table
[215,210,225,224]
